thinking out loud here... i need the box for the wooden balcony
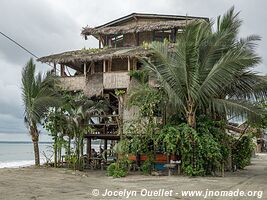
[103,71,130,89]
[58,71,131,95]
[58,75,86,92]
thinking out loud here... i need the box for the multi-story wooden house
[38,13,208,160]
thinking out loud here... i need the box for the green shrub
[232,135,254,169]
[140,160,153,175]
[107,163,127,178]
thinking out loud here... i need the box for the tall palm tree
[22,58,59,166]
[142,7,267,128]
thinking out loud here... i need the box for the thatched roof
[97,13,209,28]
[37,46,150,64]
[81,20,188,36]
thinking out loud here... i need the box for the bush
[232,135,254,169]
[107,163,127,178]
[140,159,153,175]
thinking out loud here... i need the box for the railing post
[128,57,131,71]
[60,64,65,77]
[84,63,87,78]
[53,63,57,76]
[103,60,106,73]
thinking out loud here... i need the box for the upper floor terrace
[81,13,208,48]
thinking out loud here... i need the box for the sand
[0,154,266,200]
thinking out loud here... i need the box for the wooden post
[108,59,112,72]
[87,138,91,159]
[136,32,140,46]
[104,139,108,161]
[114,34,117,48]
[53,63,57,76]
[99,40,101,49]
[103,60,106,73]
[127,57,131,71]
[91,62,95,74]
[105,35,108,47]
[84,63,87,77]
[133,58,137,70]
[60,64,65,77]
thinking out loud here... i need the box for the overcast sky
[0,0,266,135]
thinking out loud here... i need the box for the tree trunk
[31,126,40,166]
[187,111,196,171]
[33,140,40,166]
[187,112,196,128]
[54,133,58,167]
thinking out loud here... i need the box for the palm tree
[64,94,108,170]
[22,58,59,166]
[142,7,267,128]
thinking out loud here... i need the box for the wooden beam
[53,63,57,75]
[83,63,87,77]
[60,64,65,77]
[133,58,137,70]
[114,34,117,48]
[105,35,108,47]
[108,59,112,72]
[99,40,101,49]
[87,138,91,159]
[103,60,106,73]
[92,62,95,74]
[136,32,140,46]
[128,57,131,71]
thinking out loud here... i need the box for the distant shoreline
[0,141,52,144]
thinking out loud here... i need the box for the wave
[0,159,46,168]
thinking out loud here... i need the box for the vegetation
[124,7,267,176]
[21,58,60,166]
[232,134,255,169]
[22,8,266,177]
[142,8,265,128]
[44,92,108,170]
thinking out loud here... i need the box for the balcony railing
[103,71,130,89]
[58,71,131,95]
[58,75,86,92]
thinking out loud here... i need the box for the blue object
[154,163,166,171]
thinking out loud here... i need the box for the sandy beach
[0,154,266,200]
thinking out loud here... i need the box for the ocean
[0,133,53,168]
[0,133,101,168]
[0,142,52,168]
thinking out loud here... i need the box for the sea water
[0,133,52,168]
[0,133,102,168]
[0,142,53,168]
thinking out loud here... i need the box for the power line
[0,31,58,70]
[0,31,39,59]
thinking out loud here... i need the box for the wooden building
[38,13,208,165]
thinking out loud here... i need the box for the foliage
[129,69,149,83]
[22,58,60,166]
[232,134,255,169]
[142,7,267,128]
[115,89,126,96]
[123,7,264,177]
[128,84,163,117]
[80,46,107,53]
[43,91,108,170]
[140,159,153,175]
[107,159,129,178]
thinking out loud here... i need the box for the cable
[0,31,59,70]
[0,31,39,59]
